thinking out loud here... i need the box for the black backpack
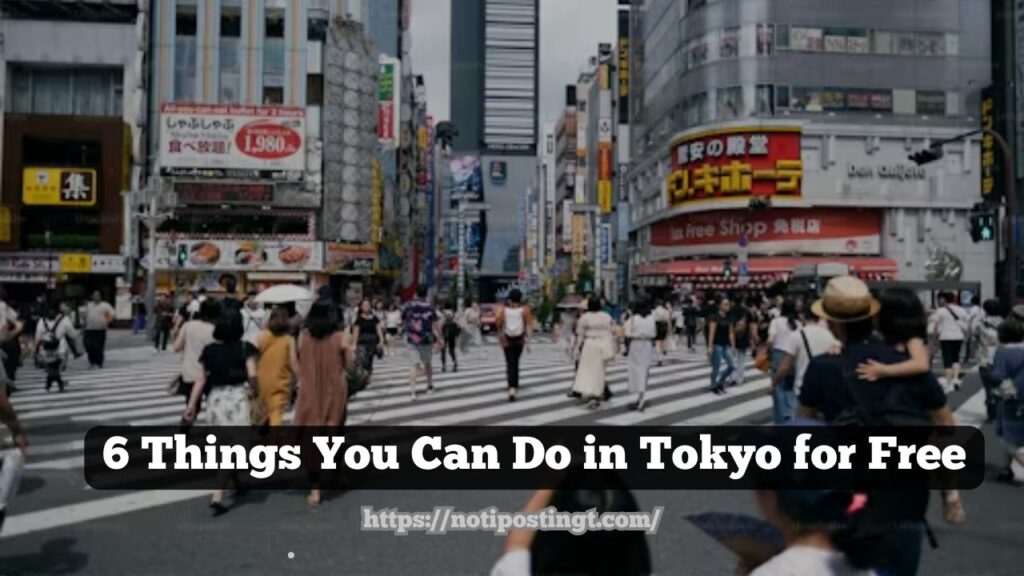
[831,362,931,427]
[40,316,63,352]
[443,316,461,339]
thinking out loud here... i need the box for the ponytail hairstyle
[773,489,884,571]
[781,299,799,331]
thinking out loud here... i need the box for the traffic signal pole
[911,129,1017,305]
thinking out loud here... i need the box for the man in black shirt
[799,277,954,576]
[728,301,757,386]
[707,298,735,394]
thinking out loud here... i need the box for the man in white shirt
[774,308,839,398]
[241,293,266,346]
[928,292,967,391]
[83,291,115,369]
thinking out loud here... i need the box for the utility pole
[137,189,169,340]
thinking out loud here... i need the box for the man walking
[402,286,440,401]
[929,291,968,391]
[799,277,956,576]
[241,292,266,346]
[83,291,114,369]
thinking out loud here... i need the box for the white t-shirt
[385,310,402,329]
[503,307,525,337]
[768,316,798,352]
[631,314,658,340]
[241,307,266,345]
[35,315,76,356]
[490,550,530,576]
[929,305,967,341]
[84,301,115,331]
[175,320,215,383]
[653,306,670,323]
[751,546,875,576]
[781,322,840,396]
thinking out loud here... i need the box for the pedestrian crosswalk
[0,341,990,539]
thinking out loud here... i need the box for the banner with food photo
[154,239,322,272]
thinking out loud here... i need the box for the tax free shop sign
[88,428,983,491]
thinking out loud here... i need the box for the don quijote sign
[159,104,306,176]
[847,164,926,180]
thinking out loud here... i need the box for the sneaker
[410,390,417,402]
[427,385,435,394]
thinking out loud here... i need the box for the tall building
[627,0,994,299]
[449,0,539,300]
[1,0,144,314]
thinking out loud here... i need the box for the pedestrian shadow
[0,537,89,575]
[16,475,45,497]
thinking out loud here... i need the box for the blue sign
[738,261,749,278]
[599,225,612,265]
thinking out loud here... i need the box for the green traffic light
[981,227,993,241]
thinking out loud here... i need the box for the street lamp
[908,129,1017,304]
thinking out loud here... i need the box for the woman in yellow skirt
[256,307,299,426]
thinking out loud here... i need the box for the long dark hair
[876,288,927,345]
[306,301,338,340]
[773,489,883,571]
[780,299,799,331]
[530,468,652,576]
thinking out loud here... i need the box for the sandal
[943,494,966,525]
[307,491,322,506]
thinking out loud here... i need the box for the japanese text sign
[23,168,97,207]
[666,127,802,206]
[159,104,305,174]
[980,86,1000,203]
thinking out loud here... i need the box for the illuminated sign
[175,182,274,204]
[981,87,1000,202]
[666,126,803,207]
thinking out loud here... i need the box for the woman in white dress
[571,296,615,409]
[627,300,657,412]
[461,300,482,354]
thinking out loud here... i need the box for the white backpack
[504,308,525,337]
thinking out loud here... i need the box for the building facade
[449,0,539,301]
[1,0,143,314]
[627,0,995,298]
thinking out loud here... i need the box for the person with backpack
[497,290,532,402]
[34,303,78,393]
[928,292,968,391]
[798,277,958,576]
[440,308,462,373]
[767,299,800,421]
[973,299,1004,423]
[772,306,839,401]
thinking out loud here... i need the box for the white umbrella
[254,284,313,304]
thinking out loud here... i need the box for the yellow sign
[571,213,587,277]
[23,167,97,206]
[60,253,93,274]
[980,91,997,200]
[598,181,613,214]
[0,207,10,243]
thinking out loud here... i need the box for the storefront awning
[637,257,898,277]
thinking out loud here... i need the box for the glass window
[872,30,893,54]
[717,86,742,120]
[263,86,284,104]
[870,90,893,112]
[73,70,108,115]
[174,6,197,102]
[775,85,790,109]
[755,85,774,115]
[264,10,286,91]
[945,33,959,56]
[946,91,960,116]
[847,30,869,53]
[916,91,946,115]
[895,32,916,55]
[892,89,915,114]
[775,25,790,50]
[688,35,710,68]
[220,8,242,103]
[308,17,328,41]
[823,29,847,52]
[915,32,945,56]
[822,88,846,111]
[791,87,823,112]
[790,27,823,51]
[11,68,31,113]
[307,74,324,106]
[846,89,871,111]
[33,69,71,114]
[720,26,740,59]
[757,24,774,55]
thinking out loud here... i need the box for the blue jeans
[710,345,735,389]
[771,349,796,423]
[733,348,748,385]
[876,523,924,576]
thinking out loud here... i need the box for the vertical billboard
[617,6,630,125]
[450,156,483,206]
[562,199,573,252]
[981,86,1002,204]
[378,56,401,147]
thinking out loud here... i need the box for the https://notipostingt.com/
[360,506,664,536]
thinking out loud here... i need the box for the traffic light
[177,244,189,266]
[723,258,734,279]
[969,210,997,243]
[908,145,944,166]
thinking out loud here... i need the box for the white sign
[598,118,613,143]
[153,239,322,272]
[159,103,306,173]
[91,255,127,274]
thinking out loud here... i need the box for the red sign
[666,126,802,206]
[378,102,395,141]
[598,145,613,181]
[235,121,302,160]
[176,182,274,204]
[650,208,881,256]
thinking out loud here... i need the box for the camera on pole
[908,144,944,166]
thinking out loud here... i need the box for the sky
[410,0,618,129]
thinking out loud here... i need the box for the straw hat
[811,276,881,323]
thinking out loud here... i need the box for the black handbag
[348,369,370,398]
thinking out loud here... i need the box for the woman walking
[626,300,657,412]
[173,300,219,416]
[497,290,532,401]
[570,296,615,409]
[294,301,354,505]
[182,311,258,515]
[706,298,736,395]
[461,299,481,355]
[767,298,799,422]
[352,299,385,375]
[34,303,77,393]
[384,301,402,356]
[255,307,299,427]
[988,319,1024,484]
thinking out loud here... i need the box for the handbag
[250,389,268,426]
[754,346,771,373]
[348,368,371,398]
[601,337,617,362]
[166,374,183,396]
